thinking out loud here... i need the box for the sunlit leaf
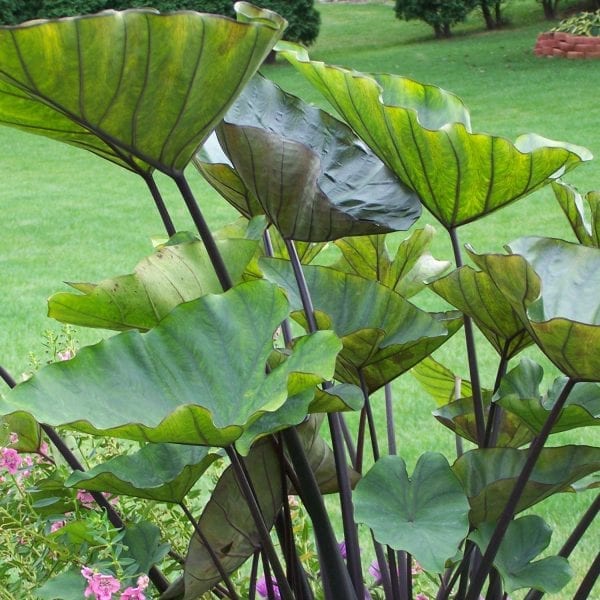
[278,43,591,228]
[354,453,469,572]
[261,258,461,392]
[65,443,221,503]
[553,180,600,247]
[333,225,450,298]
[411,356,472,407]
[469,237,600,381]
[430,265,532,358]
[0,412,41,452]
[470,516,571,593]
[0,281,341,447]
[453,445,600,525]
[196,75,421,241]
[49,236,259,332]
[0,5,286,175]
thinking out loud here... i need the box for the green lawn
[1,1,599,597]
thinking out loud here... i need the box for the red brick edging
[534,31,600,59]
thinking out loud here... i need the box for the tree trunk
[442,22,452,37]
[433,22,443,38]
[542,0,558,19]
[480,1,496,30]
[494,1,502,25]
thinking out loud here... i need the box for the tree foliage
[394,0,476,37]
[0,0,320,46]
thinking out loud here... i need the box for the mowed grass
[1,1,598,597]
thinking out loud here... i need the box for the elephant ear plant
[0,6,599,600]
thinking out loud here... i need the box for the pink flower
[50,520,66,533]
[58,349,74,361]
[415,594,429,600]
[119,575,149,600]
[338,540,347,559]
[1,447,22,475]
[81,567,121,599]
[412,560,424,575]
[77,490,96,508]
[8,432,19,445]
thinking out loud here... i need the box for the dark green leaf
[261,258,461,392]
[333,225,450,298]
[469,237,600,380]
[181,440,283,598]
[354,453,469,572]
[278,43,591,228]
[453,445,600,525]
[196,75,421,241]
[497,359,600,435]
[0,281,341,447]
[122,520,171,575]
[65,443,220,503]
[0,6,286,175]
[434,392,534,448]
[49,236,259,332]
[470,516,571,593]
[553,180,600,247]
[35,569,86,600]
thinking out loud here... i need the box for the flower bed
[535,31,600,59]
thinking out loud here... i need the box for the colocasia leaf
[196,75,421,241]
[0,4,286,175]
[553,180,600,247]
[279,43,592,228]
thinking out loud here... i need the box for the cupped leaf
[470,516,571,594]
[411,356,473,407]
[497,358,600,435]
[333,225,450,298]
[553,180,600,247]
[278,43,592,228]
[434,392,534,448]
[0,4,286,175]
[49,235,259,332]
[430,265,532,359]
[469,237,600,381]
[354,453,470,573]
[0,281,341,447]
[453,445,600,525]
[65,443,221,503]
[260,258,461,392]
[167,440,283,599]
[195,75,421,241]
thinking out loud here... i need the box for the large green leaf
[430,265,532,358]
[161,440,284,600]
[553,180,600,247]
[354,453,470,573]
[48,235,259,332]
[64,443,221,503]
[278,43,591,228]
[453,445,600,525]
[333,225,450,298]
[261,258,462,392]
[469,237,600,381]
[0,281,341,447]
[196,75,421,241]
[0,5,286,175]
[470,516,572,594]
[496,358,600,435]
[0,412,41,452]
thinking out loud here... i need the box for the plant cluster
[552,9,600,36]
[0,3,599,600]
